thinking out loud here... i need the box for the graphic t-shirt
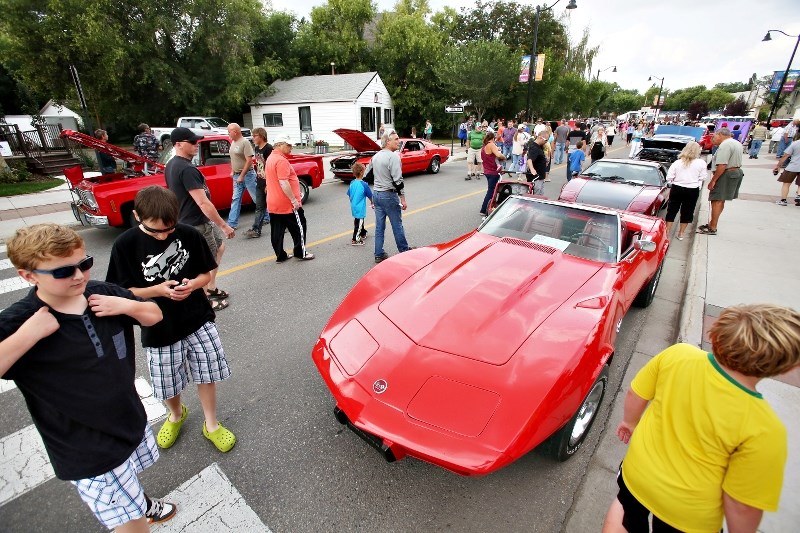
[0,281,147,480]
[106,224,217,347]
[254,143,273,179]
[165,155,211,226]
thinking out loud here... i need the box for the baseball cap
[273,134,292,146]
[170,127,203,144]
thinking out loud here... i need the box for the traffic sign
[445,106,464,113]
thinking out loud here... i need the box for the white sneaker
[776,199,788,206]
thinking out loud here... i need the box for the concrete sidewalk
[566,149,800,532]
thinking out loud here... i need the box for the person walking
[347,162,373,245]
[626,123,635,145]
[526,132,549,195]
[265,134,315,262]
[628,125,644,158]
[568,141,586,180]
[777,119,798,158]
[602,304,800,533]
[748,121,768,159]
[458,120,468,147]
[501,119,516,169]
[466,123,484,180]
[773,137,800,206]
[606,122,617,146]
[225,123,257,230]
[590,126,609,163]
[424,119,433,140]
[479,132,507,217]
[164,127,234,307]
[769,124,784,154]
[511,127,530,178]
[554,119,570,165]
[698,127,744,235]
[243,127,271,238]
[664,141,706,240]
[370,130,412,263]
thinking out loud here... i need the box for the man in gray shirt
[554,119,571,165]
[368,130,411,263]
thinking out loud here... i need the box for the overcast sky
[270,0,800,94]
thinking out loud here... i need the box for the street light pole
[763,30,800,125]
[595,65,617,81]
[525,0,577,121]
[649,75,665,122]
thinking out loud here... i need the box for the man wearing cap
[698,127,743,235]
[466,123,484,180]
[369,130,411,263]
[526,132,549,195]
[225,123,257,230]
[165,127,235,305]
[265,134,314,262]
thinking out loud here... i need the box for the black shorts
[616,467,683,532]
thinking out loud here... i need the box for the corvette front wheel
[545,365,608,462]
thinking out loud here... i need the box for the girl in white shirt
[665,141,707,240]
[512,128,530,176]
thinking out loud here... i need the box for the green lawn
[0,178,64,197]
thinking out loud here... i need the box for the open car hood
[60,129,165,170]
[333,128,381,152]
[575,178,644,210]
[641,136,691,151]
[378,237,601,366]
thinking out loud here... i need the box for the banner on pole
[770,70,800,93]
[534,54,545,81]
[519,55,531,83]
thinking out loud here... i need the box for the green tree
[714,81,750,92]
[663,85,706,111]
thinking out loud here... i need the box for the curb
[677,194,709,347]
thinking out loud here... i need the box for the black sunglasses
[140,221,176,234]
[32,256,94,279]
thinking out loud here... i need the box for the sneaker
[375,253,389,263]
[776,199,788,206]
[351,239,364,246]
[276,254,293,264]
[145,497,177,524]
[795,196,800,206]
[243,228,261,238]
[465,175,472,180]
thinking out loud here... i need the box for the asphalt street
[0,142,689,532]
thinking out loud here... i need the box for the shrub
[0,160,31,183]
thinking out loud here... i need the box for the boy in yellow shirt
[603,304,800,533]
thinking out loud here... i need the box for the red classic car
[62,130,324,228]
[312,196,668,475]
[330,129,450,181]
[558,159,669,216]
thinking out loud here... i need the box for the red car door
[400,140,428,173]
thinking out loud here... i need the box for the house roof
[250,72,379,105]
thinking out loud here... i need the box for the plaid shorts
[146,321,231,400]
[71,425,158,529]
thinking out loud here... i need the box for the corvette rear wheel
[633,260,663,308]
[545,366,608,462]
[299,179,310,204]
[427,156,441,174]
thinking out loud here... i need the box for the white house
[248,72,394,146]
[3,100,83,131]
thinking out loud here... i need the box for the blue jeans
[554,142,566,164]
[511,154,522,173]
[502,144,513,167]
[374,191,410,257]
[227,169,258,228]
[777,138,788,157]
[481,174,500,215]
[749,139,763,157]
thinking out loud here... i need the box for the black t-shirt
[567,130,587,147]
[0,281,147,480]
[255,143,273,181]
[526,142,548,179]
[106,224,217,347]
[165,155,210,226]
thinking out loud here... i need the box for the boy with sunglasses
[0,224,176,530]
[106,186,236,454]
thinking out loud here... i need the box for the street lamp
[648,75,665,122]
[331,62,336,76]
[525,0,577,120]
[595,65,617,81]
[762,30,800,125]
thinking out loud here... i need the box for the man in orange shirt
[265,135,315,262]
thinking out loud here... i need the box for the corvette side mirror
[634,239,657,252]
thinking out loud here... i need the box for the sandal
[210,299,229,311]
[696,224,717,235]
[157,404,188,449]
[206,288,229,300]
[203,422,236,452]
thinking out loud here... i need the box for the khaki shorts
[709,168,743,201]
[467,147,483,165]
[193,222,223,257]
[777,169,800,184]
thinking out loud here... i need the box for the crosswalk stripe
[0,425,51,506]
[0,276,31,295]
[158,463,271,532]
[0,259,12,270]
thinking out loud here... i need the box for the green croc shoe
[203,422,236,452]
[156,404,188,449]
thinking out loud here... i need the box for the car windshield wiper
[602,175,625,181]
[622,179,645,186]
[583,172,601,177]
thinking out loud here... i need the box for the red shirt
[265,150,302,214]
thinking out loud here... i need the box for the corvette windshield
[480,197,620,263]
[582,161,662,186]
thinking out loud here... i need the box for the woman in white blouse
[665,141,707,240]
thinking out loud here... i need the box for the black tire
[427,156,441,174]
[299,179,310,204]
[545,366,609,462]
[125,204,137,228]
[633,260,663,308]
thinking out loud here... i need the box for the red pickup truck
[62,130,325,228]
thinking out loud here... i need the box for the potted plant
[314,139,329,154]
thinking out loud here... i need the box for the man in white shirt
[769,125,785,154]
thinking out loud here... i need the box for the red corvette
[330,129,450,181]
[559,159,669,216]
[312,197,668,475]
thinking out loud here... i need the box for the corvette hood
[378,237,602,365]
[333,128,381,152]
[575,179,642,210]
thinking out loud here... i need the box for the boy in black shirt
[106,186,236,454]
[0,224,175,530]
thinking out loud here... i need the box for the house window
[263,113,283,127]
[298,106,312,131]
[384,109,392,124]
[360,107,375,132]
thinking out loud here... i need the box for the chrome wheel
[569,379,605,447]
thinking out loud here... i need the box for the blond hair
[679,141,701,167]
[7,224,85,271]
[709,304,800,378]
[251,127,267,140]
[351,162,366,178]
